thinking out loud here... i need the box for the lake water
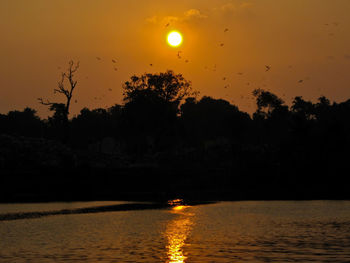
[1,201,350,262]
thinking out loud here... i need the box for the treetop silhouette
[123,70,198,106]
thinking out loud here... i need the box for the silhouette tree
[180,96,251,145]
[123,70,197,106]
[291,96,315,120]
[252,88,286,119]
[314,96,331,122]
[121,71,197,153]
[47,103,67,126]
[38,60,80,123]
[4,107,43,137]
[71,108,113,140]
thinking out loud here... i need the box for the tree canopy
[122,70,197,107]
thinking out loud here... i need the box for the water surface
[1,201,350,262]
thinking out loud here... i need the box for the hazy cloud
[184,9,208,20]
[220,2,236,12]
[146,3,253,26]
[146,8,207,26]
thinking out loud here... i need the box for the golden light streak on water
[165,201,194,263]
[172,205,189,211]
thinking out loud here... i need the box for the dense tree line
[1,71,349,155]
[1,70,349,200]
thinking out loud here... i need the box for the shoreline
[0,200,216,221]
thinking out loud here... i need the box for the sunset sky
[1,0,350,117]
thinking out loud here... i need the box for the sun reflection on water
[165,200,194,263]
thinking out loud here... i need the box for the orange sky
[1,0,350,117]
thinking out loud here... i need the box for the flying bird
[165,23,170,28]
[108,88,112,92]
[96,57,102,60]
[220,43,224,47]
[150,63,153,67]
[224,28,229,33]
[265,65,271,72]
[223,77,226,81]
[113,67,118,71]
[112,59,117,63]
[237,72,243,75]
[298,79,304,83]
[185,59,189,63]
[177,51,182,59]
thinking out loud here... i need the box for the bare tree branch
[38,60,80,121]
[37,98,53,106]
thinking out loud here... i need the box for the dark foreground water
[1,201,350,262]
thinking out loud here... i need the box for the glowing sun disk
[167,31,183,47]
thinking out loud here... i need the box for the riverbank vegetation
[1,69,349,201]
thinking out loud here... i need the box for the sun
[167,31,183,47]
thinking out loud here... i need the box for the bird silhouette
[177,51,182,59]
[224,28,229,32]
[298,79,304,83]
[220,43,224,47]
[223,77,226,81]
[150,64,153,67]
[185,59,189,63]
[96,57,102,60]
[165,23,170,27]
[113,67,118,71]
[237,72,243,75]
[112,59,117,63]
[265,65,271,72]
[108,88,112,91]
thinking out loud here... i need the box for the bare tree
[38,60,80,122]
